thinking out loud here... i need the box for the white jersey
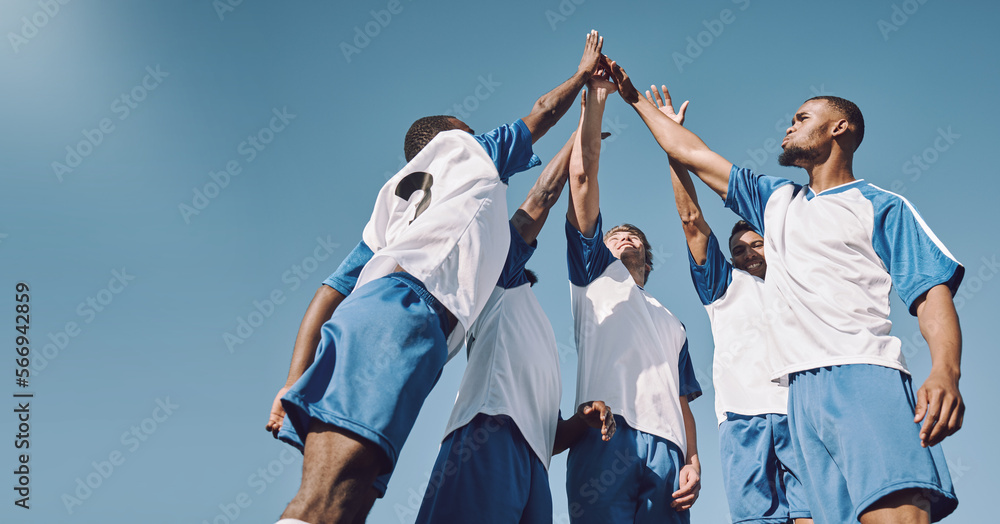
[446,225,561,468]
[688,232,788,425]
[725,167,964,383]
[567,216,701,456]
[358,130,511,358]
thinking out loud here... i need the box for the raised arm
[265,285,345,437]
[511,131,576,244]
[609,60,733,200]
[521,30,606,144]
[566,68,615,237]
[913,284,964,448]
[644,85,713,263]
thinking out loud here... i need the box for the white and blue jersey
[345,121,540,358]
[725,166,964,382]
[688,232,787,425]
[445,221,562,469]
[567,214,701,455]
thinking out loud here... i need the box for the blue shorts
[278,272,450,493]
[566,416,689,524]
[788,364,958,523]
[719,413,810,523]
[415,414,552,524]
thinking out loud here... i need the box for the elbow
[678,209,702,229]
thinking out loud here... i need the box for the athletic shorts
[566,416,689,524]
[719,412,810,523]
[788,364,958,523]
[278,272,451,494]
[416,414,552,523]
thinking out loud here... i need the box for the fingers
[671,475,700,510]
[913,385,928,423]
[927,391,963,446]
[917,386,940,446]
[677,100,690,120]
[652,84,666,108]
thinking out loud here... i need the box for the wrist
[929,363,961,380]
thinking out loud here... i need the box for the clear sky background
[1,1,997,522]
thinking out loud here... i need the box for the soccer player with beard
[564,66,703,523]
[264,31,610,524]
[646,86,812,524]
[610,60,964,524]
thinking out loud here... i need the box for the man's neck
[805,154,855,193]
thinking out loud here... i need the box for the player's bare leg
[281,422,384,524]
[859,488,931,524]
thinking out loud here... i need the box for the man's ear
[830,118,849,138]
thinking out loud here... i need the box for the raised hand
[646,85,689,126]
[608,59,640,104]
[587,61,618,96]
[577,30,605,77]
[578,400,616,441]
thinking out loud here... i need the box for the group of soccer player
[263,30,965,524]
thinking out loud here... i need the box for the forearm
[526,132,576,214]
[631,98,730,198]
[681,398,699,467]
[670,157,712,263]
[283,285,345,386]
[524,70,590,143]
[916,284,962,376]
[552,414,589,455]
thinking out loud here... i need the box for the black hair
[404,115,461,161]
[806,96,865,151]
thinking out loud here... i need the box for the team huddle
[264,31,965,524]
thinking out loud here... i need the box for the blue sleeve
[473,119,542,183]
[498,221,537,289]
[868,190,964,315]
[724,165,795,233]
[321,240,374,296]
[566,213,616,286]
[677,339,703,402]
[688,231,734,305]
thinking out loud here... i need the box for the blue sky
[1,1,997,522]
